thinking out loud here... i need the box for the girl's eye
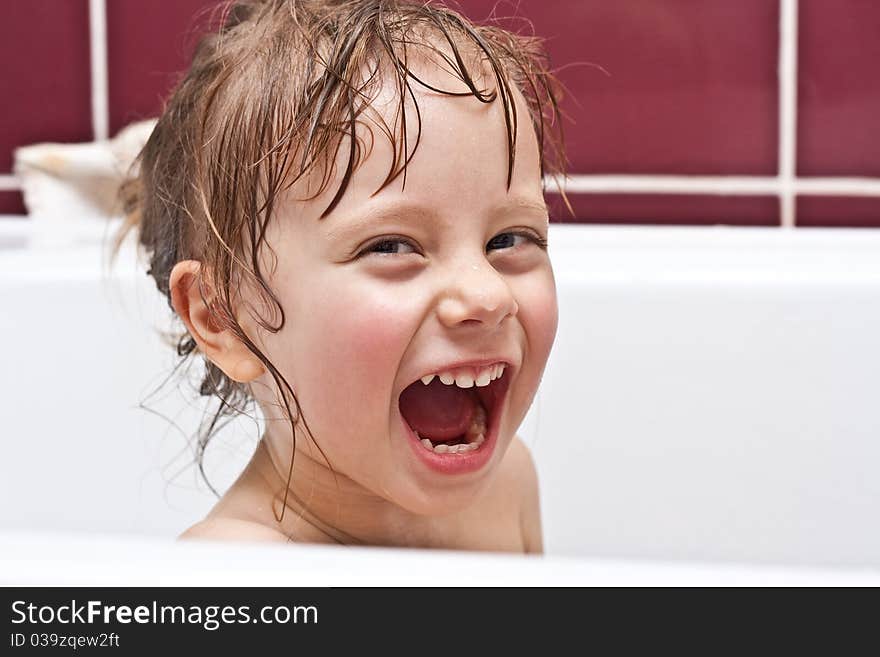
[359,238,418,257]
[487,230,548,252]
[358,230,548,259]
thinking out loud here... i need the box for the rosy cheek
[307,285,412,411]
[518,273,559,359]
[506,275,557,425]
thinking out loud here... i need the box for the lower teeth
[415,402,487,454]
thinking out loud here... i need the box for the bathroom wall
[1,0,878,226]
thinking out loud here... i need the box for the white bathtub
[2,217,880,583]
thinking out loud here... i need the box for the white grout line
[88,0,110,141]
[0,174,21,191]
[545,175,880,197]
[546,175,780,195]
[796,178,880,195]
[779,0,799,227]
[6,170,879,197]
[7,171,878,198]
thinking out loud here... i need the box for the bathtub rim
[2,529,879,587]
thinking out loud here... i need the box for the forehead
[277,37,545,236]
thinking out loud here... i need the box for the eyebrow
[324,197,549,241]
[498,197,551,217]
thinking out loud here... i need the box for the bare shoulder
[179,516,291,544]
[506,435,543,554]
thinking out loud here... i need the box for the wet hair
[114,0,569,512]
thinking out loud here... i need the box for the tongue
[399,377,477,441]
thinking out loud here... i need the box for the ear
[169,260,266,383]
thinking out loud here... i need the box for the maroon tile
[107,0,220,136]
[459,0,779,175]
[545,192,779,226]
[0,190,27,216]
[797,196,880,228]
[798,1,880,176]
[0,0,91,173]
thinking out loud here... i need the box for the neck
[247,433,442,548]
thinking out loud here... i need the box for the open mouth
[398,364,511,456]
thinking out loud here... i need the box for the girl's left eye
[486,231,548,252]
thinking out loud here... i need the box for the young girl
[118,0,568,552]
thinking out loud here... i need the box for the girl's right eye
[358,237,418,257]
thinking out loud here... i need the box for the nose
[436,258,519,329]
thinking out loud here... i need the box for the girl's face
[252,61,558,516]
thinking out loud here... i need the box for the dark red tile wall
[798,196,880,228]
[546,193,779,227]
[0,191,27,216]
[798,0,880,177]
[107,0,220,136]
[2,1,879,226]
[0,0,92,173]
[461,0,780,176]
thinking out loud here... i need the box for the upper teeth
[420,363,506,388]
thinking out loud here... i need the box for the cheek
[319,287,410,366]
[505,268,557,428]
[298,281,415,423]
[517,268,559,361]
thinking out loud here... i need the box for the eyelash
[359,230,548,258]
